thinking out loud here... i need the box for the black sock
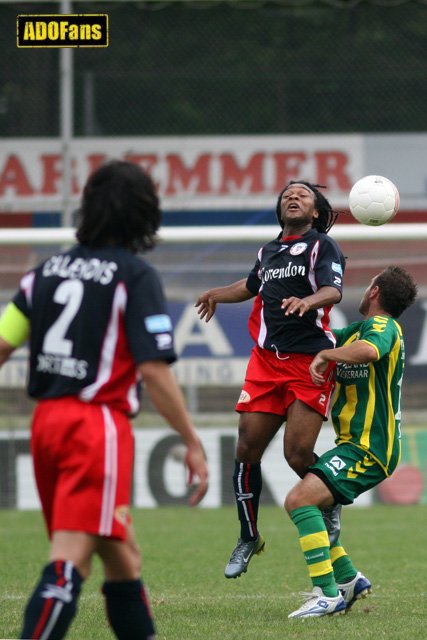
[233,459,262,542]
[21,560,82,640]
[102,579,155,640]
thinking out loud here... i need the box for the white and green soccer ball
[349,175,400,226]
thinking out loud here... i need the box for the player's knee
[120,539,142,578]
[284,483,305,513]
[236,432,263,462]
[285,448,314,478]
[236,440,255,462]
[98,537,142,581]
[284,490,293,514]
[284,448,301,473]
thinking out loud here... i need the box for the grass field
[1,505,425,639]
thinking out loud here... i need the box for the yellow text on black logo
[17,14,109,48]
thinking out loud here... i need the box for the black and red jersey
[13,244,176,414]
[246,229,345,354]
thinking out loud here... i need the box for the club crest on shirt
[289,242,307,256]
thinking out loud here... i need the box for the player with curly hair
[285,265,417,618]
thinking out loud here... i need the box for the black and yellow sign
[17,14,109,48]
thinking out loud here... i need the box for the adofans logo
[17,14,109,48]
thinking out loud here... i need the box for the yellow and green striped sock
[290,505,338,598]
[330,540,358,584]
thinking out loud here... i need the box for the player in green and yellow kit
[284,265,417,619]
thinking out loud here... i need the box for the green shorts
[309,443,387,505]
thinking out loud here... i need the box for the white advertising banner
[0,134,364,211]
[2,427,373,510]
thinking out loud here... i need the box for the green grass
[1,505,425,639]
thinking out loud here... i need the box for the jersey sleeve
[245,253,262,295]
[358,315,399,360]
[11,270,36,319]
[125,265,177,365]
[314,237,346,297]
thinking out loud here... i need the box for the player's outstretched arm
[138,360,209,505]
[195,278,254,322]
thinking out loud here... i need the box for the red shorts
[235,345,335,419]
[31,397,134,541]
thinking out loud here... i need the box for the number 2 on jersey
[42,280,84,356]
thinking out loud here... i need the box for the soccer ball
[349,175,400,226]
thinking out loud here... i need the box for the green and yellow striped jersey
[332,315,404,476]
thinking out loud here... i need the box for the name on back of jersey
[36,353,88,380]
[43,254,118,285]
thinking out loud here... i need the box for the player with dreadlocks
[275,180,340,233]
[196,181,346,579]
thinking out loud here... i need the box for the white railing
[0,223,426,245]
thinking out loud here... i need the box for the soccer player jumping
[285,265,417,618]
[196,181,345,578]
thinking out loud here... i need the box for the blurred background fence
[1,0,427,507]
[3,0,427,138]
